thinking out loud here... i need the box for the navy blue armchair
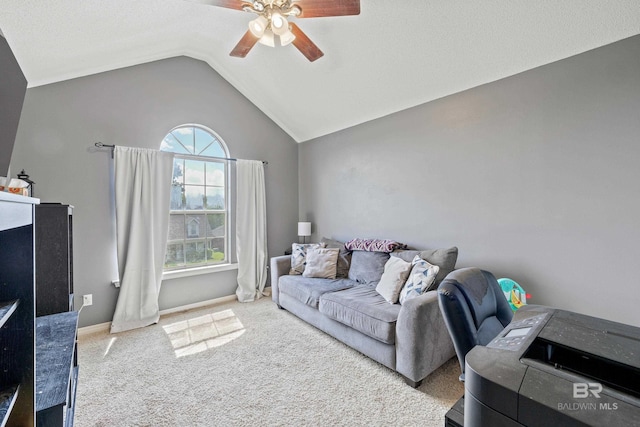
[437,267,513,381]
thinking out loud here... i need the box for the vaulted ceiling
[1,1,639,142]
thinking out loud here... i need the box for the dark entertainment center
[0,193,79,426]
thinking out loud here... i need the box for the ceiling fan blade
[185,0,248,11]
[294,0,360,18]
[290,23,324,62]
[230,30,260,58]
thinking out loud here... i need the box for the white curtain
[236,159,268,302]
[110,146,174,333]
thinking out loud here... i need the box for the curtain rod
[94,142,268,164]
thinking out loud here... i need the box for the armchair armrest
[270,255,291,306]
[395,290,456,384]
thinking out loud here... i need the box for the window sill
[162,263,238,281]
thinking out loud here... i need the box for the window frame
[161,124,232,273]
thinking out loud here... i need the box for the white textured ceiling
[1,1,639,142]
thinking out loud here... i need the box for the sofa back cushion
[348,250,390,284]
[391,246,458,289]
[320,237,352,278]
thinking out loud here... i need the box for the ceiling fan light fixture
[279,28,295,46]
[206,0,361,61]
[270,12,289,36]
[252,1,265,12]
[248,15,268,38]
[258,29,275,47]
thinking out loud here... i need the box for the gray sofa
[270,246,458,387]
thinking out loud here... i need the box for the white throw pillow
[303,248,340,279]
[375,256,413,304]
[289,242,325,275]
[399,255,440,305]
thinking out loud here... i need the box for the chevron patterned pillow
[399,255,440,305]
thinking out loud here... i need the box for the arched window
[161,124,229,270]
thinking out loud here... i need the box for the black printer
[464,305,640,426]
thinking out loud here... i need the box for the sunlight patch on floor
[162,309,245,357]
[104,337,117,357]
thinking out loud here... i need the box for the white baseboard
[158,295,237,316]
[78,320,112,337]
[78,294,239,337]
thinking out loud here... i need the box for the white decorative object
[298,221,311,243]
[376,256,413,304]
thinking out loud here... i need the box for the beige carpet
[75,297,464,426]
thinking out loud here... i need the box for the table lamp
[298,222,311,243]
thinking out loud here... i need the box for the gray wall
[11,56,299,327]
[299,35,640,327]
[0,34,27,177]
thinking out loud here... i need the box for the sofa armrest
[270,255,291,306]
[395,290,456,383]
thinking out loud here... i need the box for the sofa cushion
[391,246,458,289]
[348,250,390,284]
[303,247,339,279]
[320,237,352,278]
[319,286,401,344]
[278,275,356,308]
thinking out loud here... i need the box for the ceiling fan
[188,0,361,62]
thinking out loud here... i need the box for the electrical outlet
[83,294,93,306]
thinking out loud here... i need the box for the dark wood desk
[445,396,464,427]
[36,311,79,427]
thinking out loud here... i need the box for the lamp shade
[270,12,288,36]
[297,222,312,237]
[280,28,295,46]
[248,15,268,38]
[258,29,275,47]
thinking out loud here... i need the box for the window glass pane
[170,184,184,210]
[185,241,206,265]
[206,187,225,210]
[161,134,191,155]
[165,242,185,268]
[186,214,205,239]
[207,213,225,238]
[184,185,204,210]
[200,139,226,158]
[172,127,195,154]
[206,162,225,186]
[172,158,185,185]
[161,125,230,272]
[207,238,225,262]
[194,127,215,155]
[168,215,185,241]
[184,160,204,185]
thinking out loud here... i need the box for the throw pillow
[303,248,340,279]
[345,238,407,253]
[348,251,390,284]
[391,246,458,289]
[321,237,352,278]
[289,242,325,275]
[375,256,413,304]
[399,255,440,305]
